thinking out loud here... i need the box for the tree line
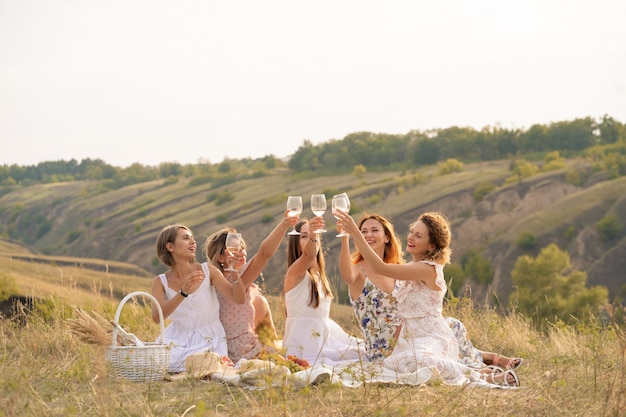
[2,115,625,191]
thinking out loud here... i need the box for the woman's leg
[483,352,524,369]
[445,317,483,368]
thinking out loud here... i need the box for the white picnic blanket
[165,352,515,390]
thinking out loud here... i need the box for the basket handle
[111,291,166,347]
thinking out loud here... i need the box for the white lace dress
[382,260,482,385]
[158,262,227,372]
[283,272,366,366]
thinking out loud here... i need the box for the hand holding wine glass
[224,232,242,272]
[310,194,327,233]
[286,196,303,235]
[332,193,351,237]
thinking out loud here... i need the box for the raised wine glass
[310,193,327,233]
[224,232,242,272]
[286,195,303,235]
[332,193,351,237]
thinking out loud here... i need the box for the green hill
[1,158,625,305]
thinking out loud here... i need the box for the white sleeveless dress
[158,262,227,372]
[283,272,366,366]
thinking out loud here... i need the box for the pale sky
[1,0,625,168]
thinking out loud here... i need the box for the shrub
[163,175,179,186]
[214,191,235,206]
[596,214,623,241]
[510,243,608,327]
[473,182,496,202]
[0,272,19,302]
[444,263,465,295]
[67,230,83,244]
[460,249,493,285]
[438,158,464,175]
[352,164,367,179]
[510,159,538,179]
[517,232,536,249]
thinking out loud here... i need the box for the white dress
[283,272,366,367]
[158,262,228,372]
[382,260,481,385]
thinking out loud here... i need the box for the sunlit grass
[2,250,625,416]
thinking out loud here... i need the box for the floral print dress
[350,273,400,361]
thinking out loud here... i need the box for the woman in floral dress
[338,213,403,360]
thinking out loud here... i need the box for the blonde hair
[203,227,247,272]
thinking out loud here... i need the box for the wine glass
[332,193,351,237]
[286,195,303,235]
[224,232,242,272]
[310,194,327,233]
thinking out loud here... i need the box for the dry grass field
[1,247,625,417]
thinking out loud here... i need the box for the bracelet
[232,278,240,287]
[179,288,189,298]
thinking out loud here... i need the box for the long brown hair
[286,219,333,308]
[351,213,405,265]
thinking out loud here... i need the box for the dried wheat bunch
[67,305,111,346]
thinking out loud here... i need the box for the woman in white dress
[339,213,523,369]
[283,216,366,367]
[151,224,246,373]
[336,211,520,387]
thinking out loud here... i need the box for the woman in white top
[151,224,245,373]
[283,216,366,367]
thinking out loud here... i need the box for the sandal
[486,364,505,373]
[482,368,521,387]
[493,354,524,370]
[503,369,521,387]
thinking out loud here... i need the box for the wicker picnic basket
[105,291,171,382]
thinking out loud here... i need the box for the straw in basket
[105,291,171,382]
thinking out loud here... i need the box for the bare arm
[241,209,296,287]
[336,211,439,289]
[284,216,324,293]
[339,234,365,299]
[253,294,278,339]
[150,269,205,323]
[151,276,181,323]
[210,263,246,304]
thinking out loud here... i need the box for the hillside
[1,158,625,304]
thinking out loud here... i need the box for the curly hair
[413,212,452,265]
